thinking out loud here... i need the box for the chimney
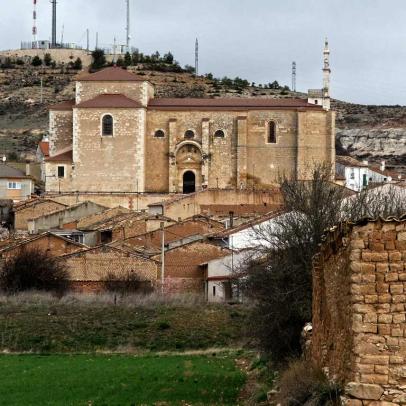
[229,211,234,229]
[362,160,369,166]
[380,160,386,172]
[25,162,31,176]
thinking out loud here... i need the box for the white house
[336,155,369,192]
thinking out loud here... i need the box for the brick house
[13,198,67,230]
[0,232,85,260]
[0,163,35,203]
[44,45,334,195]
[62,245,159,293]
[151,241,231,294]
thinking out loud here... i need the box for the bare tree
[241,164,406,362]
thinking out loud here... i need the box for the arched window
[102,115,113,136]
[214,130,225,138]
[268,121,277,144]
[154,130,165,138]
[184,130,195,140]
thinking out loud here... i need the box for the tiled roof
[0,164,29,179]
[200,204,280,217]
[75,93,143,109]
[76,67,146,82]
[336,155,367,168]
[117,218,225,250]
[76,207,133,231]
[14,198,66,212]
[38,141,50,157]
[46,147,73,162]
[148,98,324,110]
[368,165,402,179]
[49,100,75,111]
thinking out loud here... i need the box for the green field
[0,296,247,353]
[0,354,245,406]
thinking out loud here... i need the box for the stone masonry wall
[49,110,73,155]
[312,218,406,405]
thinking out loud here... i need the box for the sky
[1,0,406,105]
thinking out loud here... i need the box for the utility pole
[195,38,199,76]
[160,222,165,294]
[40,78,43,103]
[86,29,90,52]
[32,0,38,45]
[292,61,297,92]
[61,24,64,45]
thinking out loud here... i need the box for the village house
[13,198,67,230]
[62,245,159,293]
[0,163,35,203]
[151,241,231,294]
[0,232,85,260]
[43,41,334,195]
[36,138,50,182]
[27,201,107,234]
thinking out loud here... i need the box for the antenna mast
[32,0,38,45]
[292,61,297,92]
[126,0,131,53]
[195,38,199,76]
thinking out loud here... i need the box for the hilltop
[0,56,404,170]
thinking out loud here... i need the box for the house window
[57,166,65,178]
[7,182,21,190]
[154,130,165,138]
[214,129,225,138]
[184,130,195,139]
[267,121,277,144]
[102,114,113,136]
[213,285,216,297]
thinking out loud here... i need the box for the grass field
[0,294,247,353]
[0,353,246,406]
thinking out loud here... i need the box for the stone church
[44,42,335,194]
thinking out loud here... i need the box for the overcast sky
[1,0,405,105]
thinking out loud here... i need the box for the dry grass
[276,359,342,406]
[0,290,206,308]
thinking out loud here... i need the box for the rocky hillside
[0,64,405,171]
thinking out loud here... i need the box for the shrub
[31,56,42,67]
[91,49,106,70]
[277,359,342,405]
[73,57,82,70]
[0,248,69,294]
[103,271,144,295]
[44,53,52,66]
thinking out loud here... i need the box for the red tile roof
[38,141,49,157]
[49,100,75,111]
[336,155,367,168]
[76,94,143,109]
[76,67,146,82]
[148,98,324,110]
[46,148,73,162]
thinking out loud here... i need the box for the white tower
[322,38,331,110]
[126,0,131,53]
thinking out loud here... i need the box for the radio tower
[32,0,38,45]
[292,61,297,92]
[195,38,199,76]
[51,0,57,48]
[126,0,131,53]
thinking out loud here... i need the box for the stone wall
[312,217,406,404]
[49,110,73,155]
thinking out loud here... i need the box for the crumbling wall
[312,218,406,405]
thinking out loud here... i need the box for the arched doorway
[183,171,196,194]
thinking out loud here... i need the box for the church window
[57,166,65,178]
[154,130,165,138]
[184,130,195,139]
[214,129,225,138]
[102,115,113,136]
[267,121,277,144]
